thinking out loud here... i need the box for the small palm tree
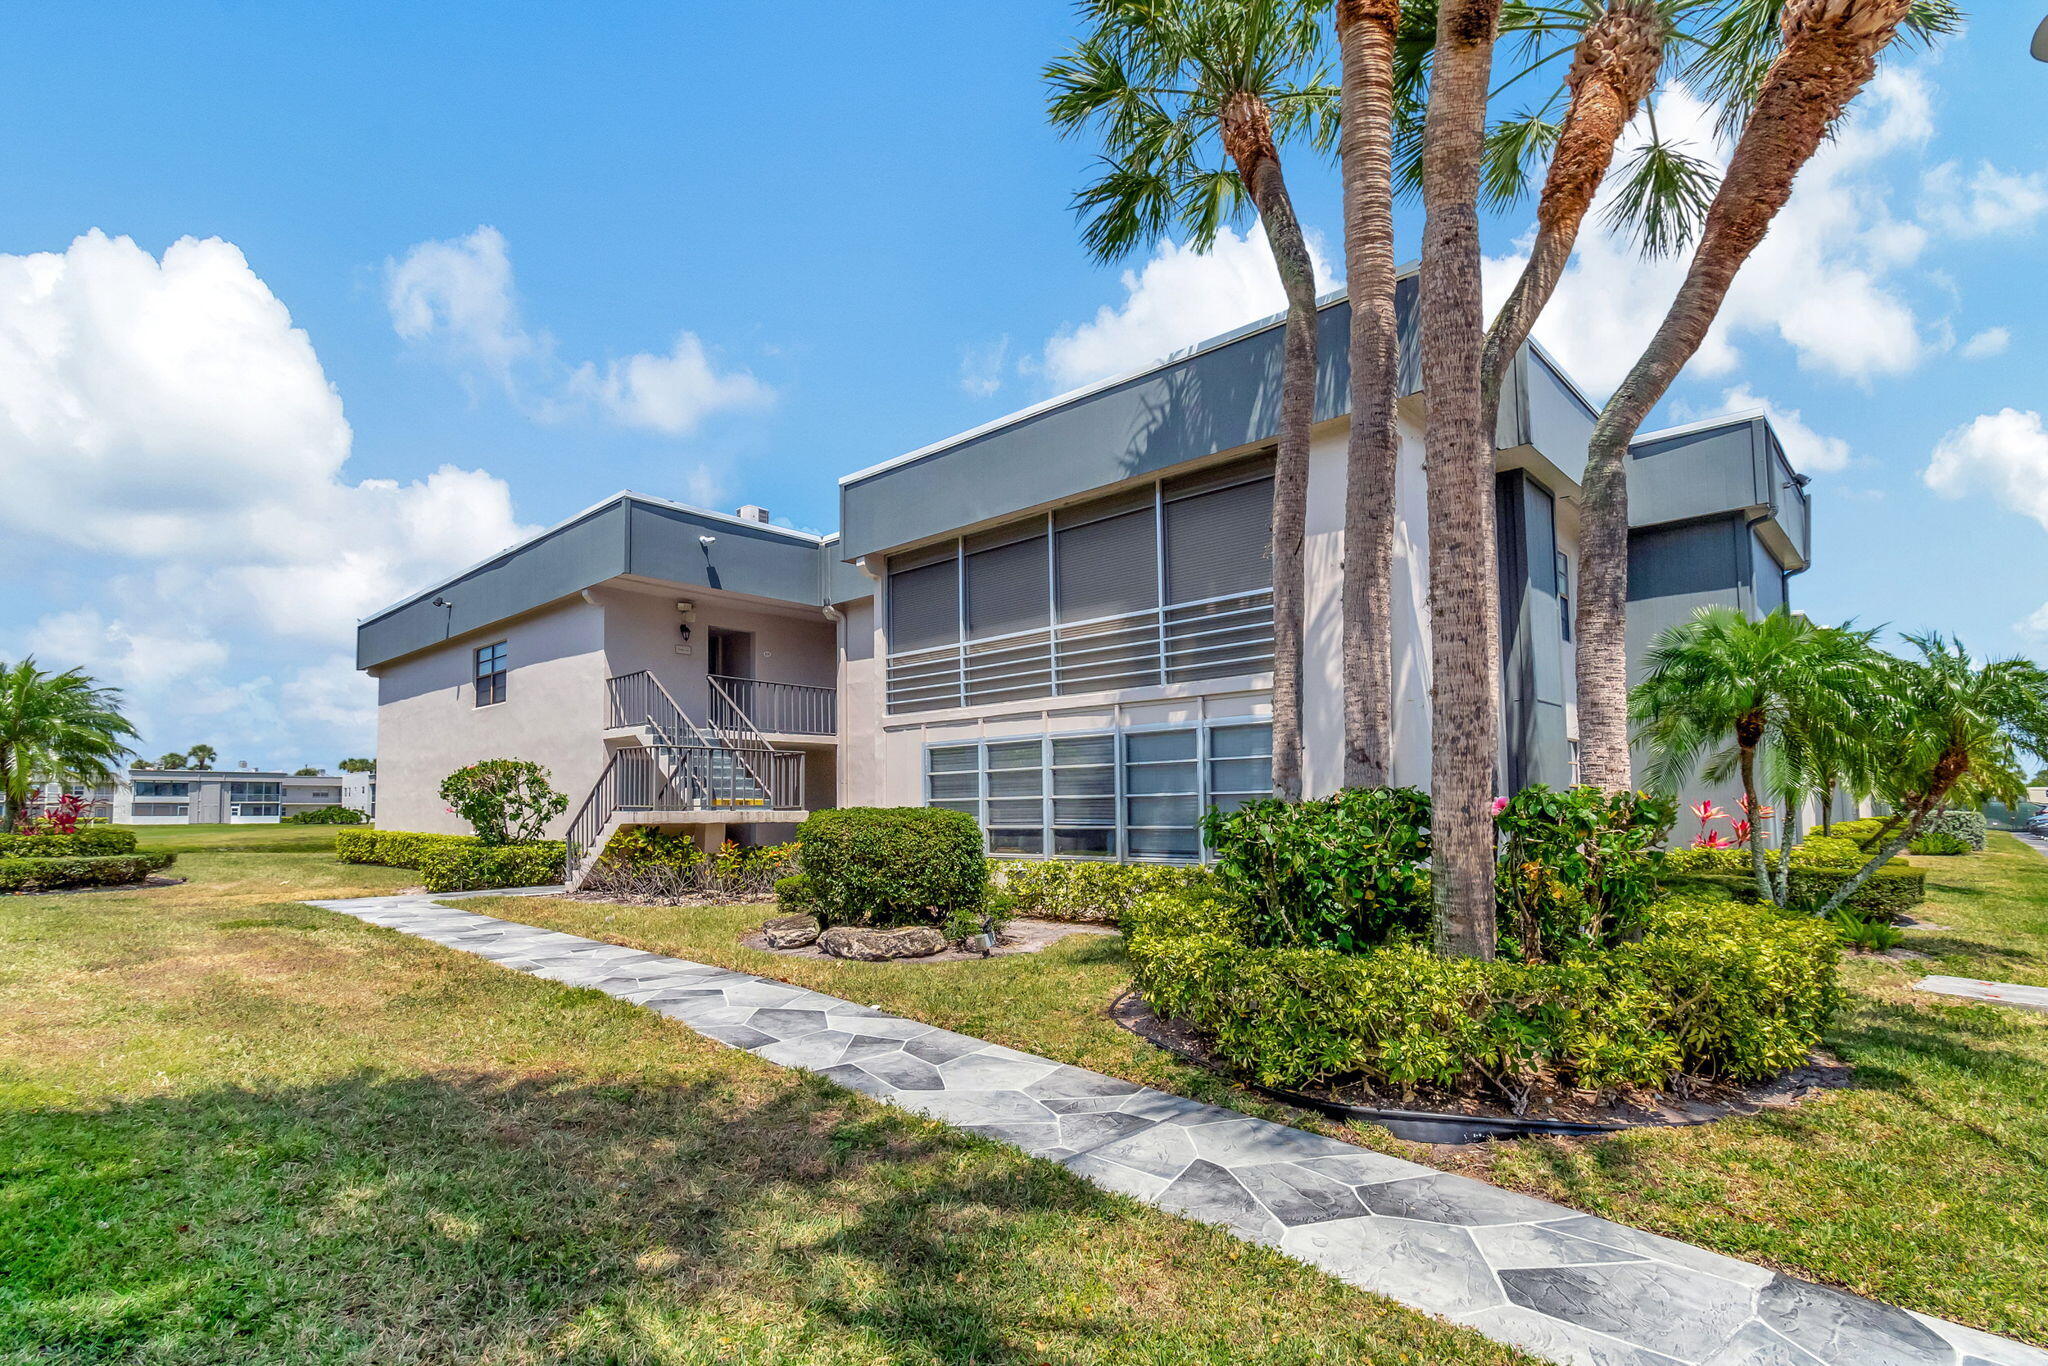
[186,743,217,771]
[1817,636,2048,914]
[1047,0,1337,800]
[0,659,140,828]
[155,751,190,771]
[1631,608,1878,905]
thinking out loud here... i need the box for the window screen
[984,739,1045,855]
[965,532,1049,639]
[1050,733,1116,856]
[1164,475,1273,604]
[1123,728,1200,859]
[1206,724,1273,815]
[887,557,960,653]
[1055,506,1157,622]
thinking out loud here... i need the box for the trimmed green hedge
[0,851,175,893]
[282,806,368,825]
[1676,864,1925,920]
[993,860,1212,925]
[1125,883,1840,1094]
[0,828,138,859]
[335,828,563,892]
[794,807,985,928]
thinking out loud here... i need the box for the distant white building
[28,770,357,825]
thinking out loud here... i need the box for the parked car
[2025,811,2048,835]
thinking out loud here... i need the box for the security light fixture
[699,534,717,548]
[430,595,452,608]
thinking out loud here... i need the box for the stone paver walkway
[1915,974,2048,1014]
[307,889,2048,1366]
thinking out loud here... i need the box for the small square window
[474,642,508,706]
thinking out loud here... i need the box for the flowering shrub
[437,759,567,845]
[1201,788,1433,952]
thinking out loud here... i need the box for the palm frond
[1601,128,1719,257]
[1480,107,1563,211]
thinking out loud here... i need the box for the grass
[0,848,1529,1365]
[490,835,2048,1348]
[122,822,361,855]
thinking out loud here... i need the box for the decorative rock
[760,913,821,949]
[819,924,946,961]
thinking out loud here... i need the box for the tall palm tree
[155,750,190,771]
[1417,0,1506,957]
[1573,0,1936,789]
[0,659,139,828]
[1048,0,1337,801]
[1336,0,1404,787]
[1631,607,1877,904]
[186,743,217,771]
[1817,636,2048,914]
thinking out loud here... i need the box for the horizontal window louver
[1164,475,1273,604]
[967,534,1050,639]
[888,558,960,654]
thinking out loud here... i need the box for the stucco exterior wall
[372,596,609,836]
[836,596,884,806]
[592,584,838,727]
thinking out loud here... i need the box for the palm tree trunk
[1819,750,1965,916]
[1337,0,1402,789]
[1419,0,1504,959]
[1573,0,1914,790]
[1222,91,1316,802]
[1737,739,1776,905]
[1479,1,1661,437]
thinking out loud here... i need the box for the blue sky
[0,3,2043,771]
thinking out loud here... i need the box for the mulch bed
[742,917,1116,965]
[1111,988,1852,1140]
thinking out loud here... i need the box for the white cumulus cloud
[388,225,771,435]
[1921,161,2048,238]
[0,230,532,760]
[1923,408,2048,531]
[1039,227,1335,392]
[1960,326,2011,360]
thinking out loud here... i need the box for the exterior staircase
[564,672,808,887]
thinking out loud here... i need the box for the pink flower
[1690,801,1727,824]
[1738,795,1775,819]
[1693,830,1735,849]
[1491,797,1509,817]
[1731,820,1752,843]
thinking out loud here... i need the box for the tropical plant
[1814,636,2048,916]
[1571,0,1954,788]
[0,659,139,830]
[1201,786,1434,951]
[1336,0,1403,786]
[437,759,568,845]
[1493,783,1674,961]
[339,757,376,773]
[153,751,189,771]
[1047,0,1337,800]
[1631,607,1878,906]
[293,766,325,776]
[184,744,217,770]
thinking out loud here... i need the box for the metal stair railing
[709,674,836,735]
[600,670,803,811]
[704,674,779,799]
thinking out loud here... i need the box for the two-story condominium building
[358,284,1811,883]
[28,770,353,824]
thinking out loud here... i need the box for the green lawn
[492,834,2048,1348]
[120,821,361,855]
[0,850,1527,1365]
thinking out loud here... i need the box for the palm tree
[339,757,376,774]
[0,659,139,829]
[1048,0,1336,800]
[1573,0,1947,789]
[1337,0,1403,787]
[1631,608,1877,905]
[1816,636,2048,914]
[1416,0,1507,957]
[186,743,216,771]
[155,751,190,771]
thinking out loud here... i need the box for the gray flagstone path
[306,888,2048,1366]
[1915,974,2048,1013]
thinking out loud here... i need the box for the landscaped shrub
[0,851,175,893]
[282,806,367,825]
[582,832,796,899]
[1921,808,1987,851]
[438,759,568,845]
[992,859,1213,925]
[1828,816,1889,847]
[1909,831,1971,856]
[1201,787,1432,952]
[0,827,137,858]
[1681,864,1925,921]
[415,841,567,893]
[1124,882,1839,1097]
[1494,785,1674,962]
[793,807,985,928]
[335,829,476,866]
[335,828,564,891]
